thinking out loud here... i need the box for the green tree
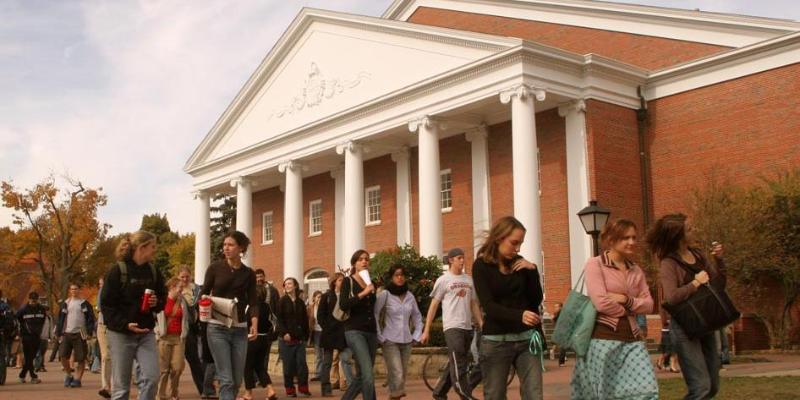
[210,194,236,261]
[139,213,179,279]
[167,233,195,276]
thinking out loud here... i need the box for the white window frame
[309,199,322,237]
[440,168,453,213]
[261,211,274,245]
[365,185,381,226]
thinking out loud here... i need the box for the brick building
[186,0,800,348]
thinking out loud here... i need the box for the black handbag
[662,258,740,339]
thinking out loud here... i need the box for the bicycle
[422,351,515,392]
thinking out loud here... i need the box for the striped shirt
[584,252,653,337]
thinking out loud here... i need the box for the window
[262,211,273,244]
[440,169,452,212]
[365,186,381,225]
[309,199,322,236]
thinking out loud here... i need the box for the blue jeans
[480,338,543,400]
[278,339,309,390]
[342,330,378,400]
[338,348,355,385]
[106,330,159,400]
[202,362,217,396]
[671,322,720,400]
[382,341,412,397]
[206,324,248,400]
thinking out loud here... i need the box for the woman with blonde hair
[101,230,166,400]
[473,216,544,400]
[570,219,657,399]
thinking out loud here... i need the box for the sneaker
[70,379,82,388]
[18,377,26,384]
[64,375,73,387]
[31,377,42,384]
[99,389,112,398]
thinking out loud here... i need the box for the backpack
[264,284,279,340]
[332,277,354,322]
[0,302,17,338]
[117,261,157,289]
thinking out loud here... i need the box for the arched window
[304,268,330,298]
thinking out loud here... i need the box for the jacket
[16,303,47,337]
[317,291,346,350]
[56,298,96,337]
[155,295,192,340]
[275,294,309,342]
[101,259,166,334]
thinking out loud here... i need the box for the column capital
[465,123,489,142]
[558,99,587,117]
[499,84,546,104]
[335,141,367,155]
[278,160,305,174]
[329,164,345,180]
[390,146,410,163]
[408,115,446,133]
[192,190,210,200]
[229,176,252,189]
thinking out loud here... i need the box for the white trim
[383,0,799,47]
[440,168,453,211]
[308,199,323,236]
[261,211,274,245]
[365,185,382,226]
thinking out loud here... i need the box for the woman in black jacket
[316,273,347,396]
[101,230,166,400]
[339,250,377,400]
[276,277,310,397]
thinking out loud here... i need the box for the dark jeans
[278,340,308,390]
[671,322,720,400]
[480,338,543,400]
[34,338,48,370]
[20,335,41,380]
[184,330,205,395]
[202,362,217,396]
[320,347,334,394]
[342,330,378,400]
[433,329,481,399]
[244,336,272,389]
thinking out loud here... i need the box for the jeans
[202,362,217,396]
[718,327,731,364]
[433,329,481,399]
[342,330,377,400]
[333,348,355,386]
[184,330,205,395]
[106,330,159,400]
[382,341,412,397]
[279,339,309,391]
[244,336,272,389]
[312,330,323,378]
[671,322,720,400]
[19,335,40,380]
[320,347,334,394]
[34,338,48,371]
[480,338,543,400]
[206,324,248,400]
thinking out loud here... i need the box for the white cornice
[383,0,799,47]
[183,7,521,173]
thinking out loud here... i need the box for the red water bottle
[140,289,155,313]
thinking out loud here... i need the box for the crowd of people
[0,212,731,400]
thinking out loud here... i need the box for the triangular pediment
[186,9,517,171]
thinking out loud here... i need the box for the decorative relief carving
[268,63,371,120]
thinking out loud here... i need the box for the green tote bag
[552,269,597,357]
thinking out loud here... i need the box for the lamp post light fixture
[577,200,611,256]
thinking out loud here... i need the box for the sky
[1,0,798,235]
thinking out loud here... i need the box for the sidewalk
[1,354,798,399]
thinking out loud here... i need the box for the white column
[391,147,412,246]
[500,84,546,267]
[559,100,593,288]
[465,125,491,257]
[279,161,304,285]
[330,166,346,272]
[409,116,443,258]
[335,142,365,268]
[193,191,211,285]
[231,177,253,266]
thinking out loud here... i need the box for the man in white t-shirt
[420,248,483,400]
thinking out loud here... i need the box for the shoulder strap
[117,261,128,287]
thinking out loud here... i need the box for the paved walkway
[1,354,798,399]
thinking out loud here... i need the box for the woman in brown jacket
[648,214,725,400]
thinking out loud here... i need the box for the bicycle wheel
[506,365,515,386]
[422,354,448,392]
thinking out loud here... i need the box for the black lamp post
[577,200,611,256]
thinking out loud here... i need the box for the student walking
[473,216,545,400]
[276,277,311,397]
[308,291,324,382]
[570,219,658,399]
[317,273,349,396]
[339,250,378,400]
[96,277,113,398]
[101,230,166,400]
[420,248,483,400]
[57,282,97,388]
[16,291,46,384]
[648,214,726,400]
[155,277,192,400]
[242,285,278,400]
[177,266,205,397]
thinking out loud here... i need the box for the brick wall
[251,186,284,282]
[364,155,398,255]
[407,7,730,70]
[301,172,336,275]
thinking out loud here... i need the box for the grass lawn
[659,376,800,399]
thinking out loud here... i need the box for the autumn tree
[167,233,195,276]
[1,176,110,310]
